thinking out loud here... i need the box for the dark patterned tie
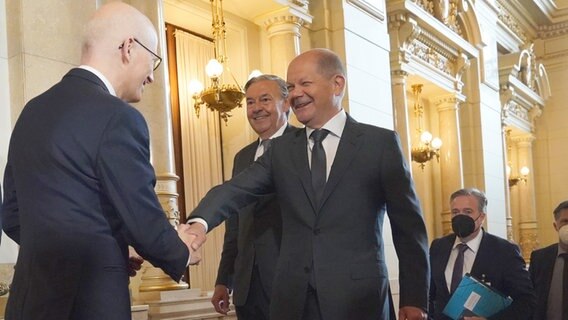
[562,253,568,320]
[450,243,469,293]
[261,139,272,154]
[310,129,330,208]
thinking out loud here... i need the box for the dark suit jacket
[192,115,429,320]
[215,125,298,306]
[429,231,535,320]
[529,243,558,320]
[1,68,189,320]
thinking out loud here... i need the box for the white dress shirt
[305,109,347,179]
[254,122,288,160]
[78,65,116,96]
[444,229,484,291]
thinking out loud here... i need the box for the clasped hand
[177,223,207,265]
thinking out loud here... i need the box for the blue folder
[442,273,513,319]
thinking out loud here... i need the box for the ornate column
[433,94,464,235]
[128,0,188,298]
[502,127,514,241]
[512,134,539,262]
[255,5,312,77]
[391,70,412,162]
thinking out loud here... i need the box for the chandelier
[188,0,245,123]
[410,84,442,170]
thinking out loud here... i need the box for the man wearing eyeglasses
[1,3,198,320]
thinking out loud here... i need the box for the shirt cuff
[187,218,209,232]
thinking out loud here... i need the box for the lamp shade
[205,58,223,78]
[188,79,204,95]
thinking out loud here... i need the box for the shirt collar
[257,122,288,146]
[453,228,484,254]
[78,65,116,97]
[557,243,568,256]
[305,109,346,141]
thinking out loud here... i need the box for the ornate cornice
[496,0,529,43]
[537,21,568,38]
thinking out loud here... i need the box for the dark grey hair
[450,188,488,213]
[244,74,288,100]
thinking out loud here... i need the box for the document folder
[442,273,513,320]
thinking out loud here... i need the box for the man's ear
[332,74,346,96]
[119,38,134,64]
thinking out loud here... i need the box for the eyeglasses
[133,38,162,71]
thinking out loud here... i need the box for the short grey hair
[450,188,488,213]
[244,74,288,100]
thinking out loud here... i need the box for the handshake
[177,223,208,265]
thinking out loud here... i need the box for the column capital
[254,6,312,35]
[391,70,409,84]
[432,94,464,111]
[511,133,535,146]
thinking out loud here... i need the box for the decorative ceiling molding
[346,0,385,21]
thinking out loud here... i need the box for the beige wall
[534,35,568,247]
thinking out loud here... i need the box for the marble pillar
[128,0,188,295]
[391,70,412,163]
[433,94,464,235]
[512,134,539,262]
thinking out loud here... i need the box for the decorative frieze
[407,40,453,75]
[496,0,529,43]
[409,0,466,38]
[537,21,568,38]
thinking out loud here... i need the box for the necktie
[261,139,272,154]
[450,243,469,293]
[310,129,330,208]
[562,253,568,320]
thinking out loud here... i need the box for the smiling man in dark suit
[211,74,298,319]
[429,188,535,320]
[1,3,197,319]
[529,200,568,320]
[186,48,429,320]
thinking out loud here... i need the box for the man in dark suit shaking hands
[1,3,198,319]
[529,200,568,320]
[186,48,429,320]
[429,188,535,320]
[211,74,298,319]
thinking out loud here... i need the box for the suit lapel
[318,115,362,211]
[440,235,456,295]
[290,128,318,212]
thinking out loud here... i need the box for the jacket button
[313,228,320,235]
[304,266,311,273]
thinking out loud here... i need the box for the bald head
[81,2,159,102]
[295,48,346,79]
[82,2,156,61]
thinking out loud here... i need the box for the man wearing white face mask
[429,188,535,320]
[529,200,568,320]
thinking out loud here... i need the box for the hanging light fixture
[410,84,442,170]
[189,0,245,123]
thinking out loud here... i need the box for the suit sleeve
[214,153,245,287]
[190,143,275,231]
[428,239,438,320]
[1,160,20,244]
[491,242,535,320]
[381,131,430,310]
[96,107,189,281]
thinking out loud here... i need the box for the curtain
[175,29,225,292]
